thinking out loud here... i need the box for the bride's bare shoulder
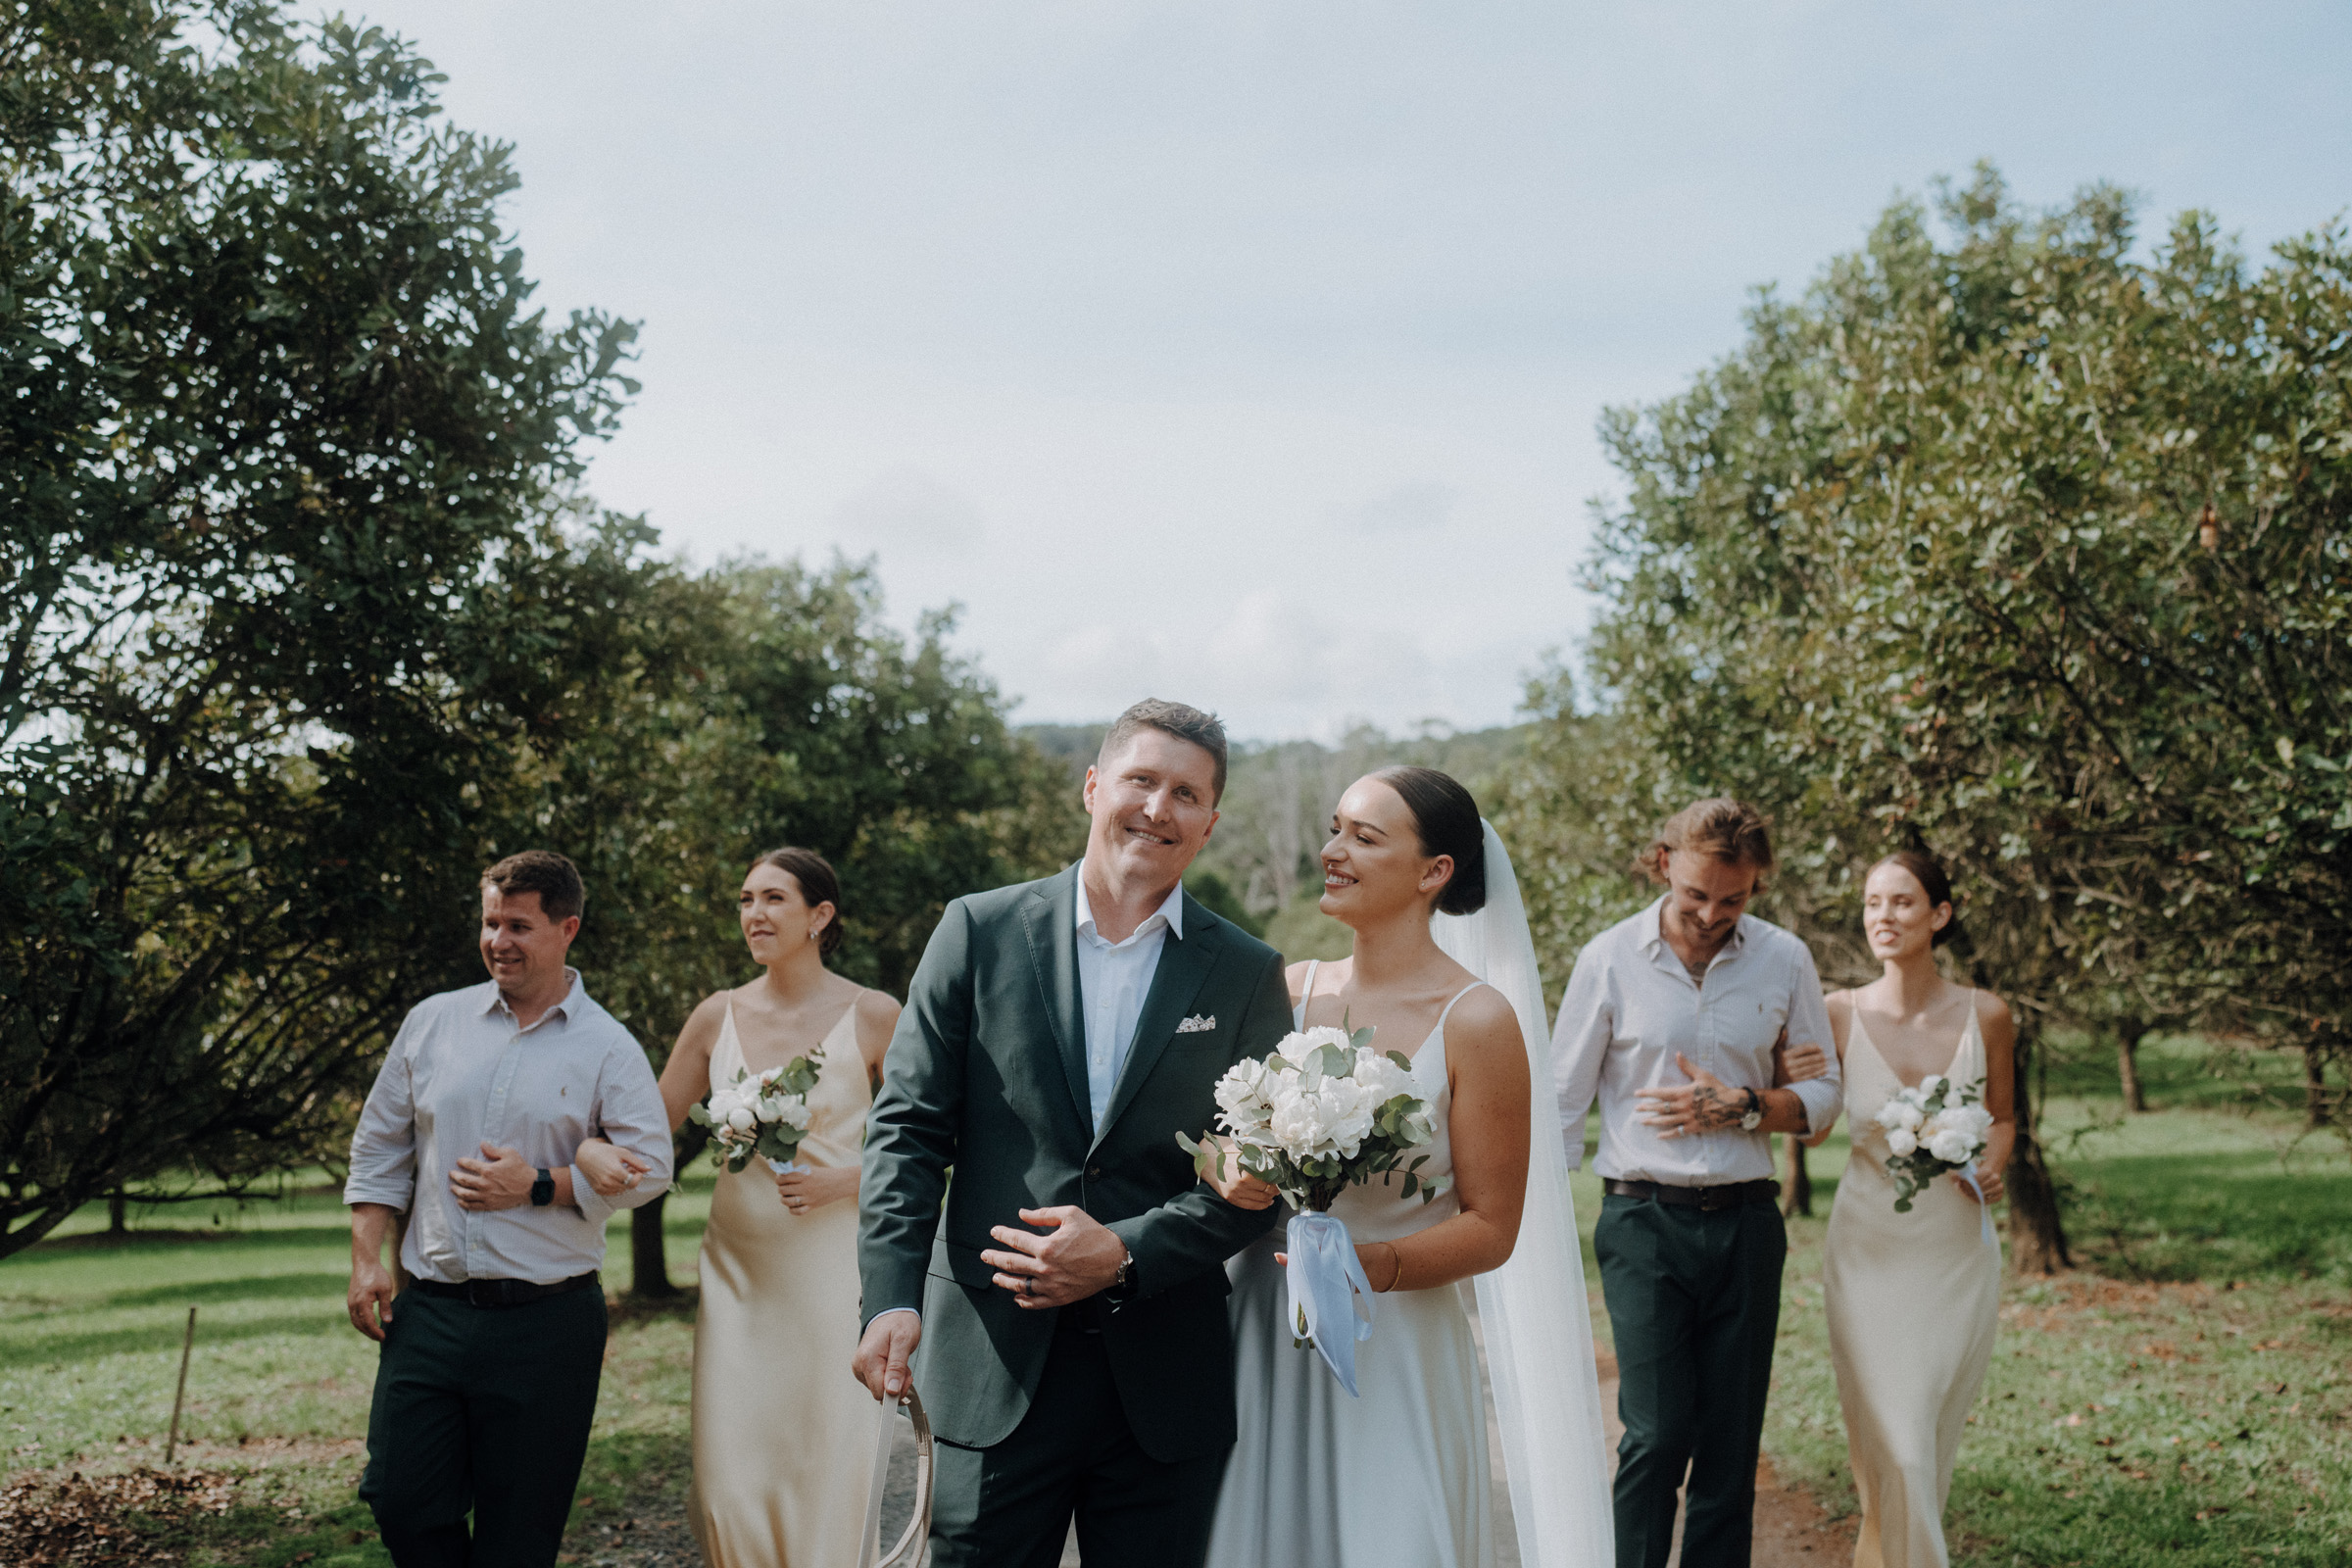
[1285,956,1348,1005]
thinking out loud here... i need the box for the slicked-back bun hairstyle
[751,846,846,958]
[1372,765,1487,916]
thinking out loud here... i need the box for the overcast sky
[361,1,2351,740]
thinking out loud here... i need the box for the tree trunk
[1781,1135,1812,1218]
[2117,1022,2149,1113]
[630,1193,677,1298]
[2006,1021,2072,1274]
[2309,1042,2334,1131]
[108,1190,127,1235]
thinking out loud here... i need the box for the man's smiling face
[1082,726,1219,889]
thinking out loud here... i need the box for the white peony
[725,1105,756,1133]
[1886,1126,1919,1156]
[1293,1024,1354,1054]
[1918,1073,1946,1099]
[1352,1050,1416,1106]
[1925,1128,1975,1164]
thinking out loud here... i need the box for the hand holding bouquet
[690,1054,822,1174]
[1874,1073,1995,1214]
[1176,1025,1444,1395]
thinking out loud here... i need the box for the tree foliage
[0,2,649,1255]
[1508,168,2352,1264]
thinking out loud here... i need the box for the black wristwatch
[530,1167,555,1207]
[1108,1248,1138,1301]
[1738,1088,1765,1132]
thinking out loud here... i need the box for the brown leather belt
[410,1270,600,1308]
[1604,1178,1779,1212]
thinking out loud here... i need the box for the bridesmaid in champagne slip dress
[1809,851,2016,1568]
[585,847,900,1568]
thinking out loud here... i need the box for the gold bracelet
[1380,1242,1404,1294]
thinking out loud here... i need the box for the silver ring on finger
[1019,1277,1031,1298]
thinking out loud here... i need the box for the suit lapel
[1094,894,1225,1150]
[1018,867,1095,1142]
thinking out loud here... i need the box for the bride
[1200,766,1613,1568]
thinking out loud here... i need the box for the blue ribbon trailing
[1960,1162,1997,1250]
[1284,1210,1376,1396]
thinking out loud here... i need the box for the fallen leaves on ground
[0,1467,239,1566]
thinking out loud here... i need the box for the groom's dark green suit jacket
[858,864,1289,1462]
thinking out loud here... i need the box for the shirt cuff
[342,1179,413,1211]
[864,1306,920,1331]
[1790,1077,1841,1136]
[571,1163,616,1230]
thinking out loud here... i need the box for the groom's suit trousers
[1596,1189,1787,1568]
[926,1309,1225,1568]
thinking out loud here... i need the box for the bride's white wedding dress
[1206,824,1614,1568]
[1208,966,1496,1566]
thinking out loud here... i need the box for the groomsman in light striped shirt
[1553,800,1842,1568]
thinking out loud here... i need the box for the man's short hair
[481,850,585,922]
[1641,798,1774,881]
[1098,698,1229,804]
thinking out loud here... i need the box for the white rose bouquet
[1873,1072,1996,1214]
[689,1054,821,1174]
[1176,1025,1445,1395]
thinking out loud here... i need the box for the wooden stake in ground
[165,1306,197,1464]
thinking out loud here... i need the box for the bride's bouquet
[1874,1073,1995,1214]
[690,1054,822,1174]
[1177,1025,1445,1396]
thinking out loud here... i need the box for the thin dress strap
[1298,959,1322,1025]
[1436,979,1488,1032]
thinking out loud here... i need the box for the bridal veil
[1432,821,1614,1568]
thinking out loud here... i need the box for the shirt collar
[1074,862,1186,946]
[484,967,583,1026]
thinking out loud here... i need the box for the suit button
[1087,1166,1102,1179]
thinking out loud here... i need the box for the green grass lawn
[6,1032,2347,1566]
[1,1175,718,1566]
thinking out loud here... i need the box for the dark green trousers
[359,1286,608,1568]
[927,1324,1227,1568]
[1594,1192,1787,1568]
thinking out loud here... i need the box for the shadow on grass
[2,1306,346,1366]
[16,1225,358,1261]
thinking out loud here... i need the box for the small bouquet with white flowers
[1874,1073,1995,1213]
[689,1053,822,1174]
[1176,1025,1445,1395]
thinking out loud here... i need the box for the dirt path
[1595,1356,1856,1568]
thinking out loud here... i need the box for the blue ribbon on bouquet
[1960,1163,1997,1250]
[1284,1210,1376,1396]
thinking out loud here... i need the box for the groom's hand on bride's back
[982,1205,1129,1308]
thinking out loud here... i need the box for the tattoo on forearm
[1689,1086,1742,1130]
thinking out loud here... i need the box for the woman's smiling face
[740,860,828,960]
[1862,859,1948,960]
[1318,775,1450,922]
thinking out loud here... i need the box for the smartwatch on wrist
[530,1167,555,1207]
[1738,1088,1765,1132]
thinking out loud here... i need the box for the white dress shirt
[1073,865,1186,1134]
[344,971,673,1285]
[1551,898,1841,1185]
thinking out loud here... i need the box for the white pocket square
[1175,1014,1217,1034]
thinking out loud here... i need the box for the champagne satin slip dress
[1822,996,2002,1568]
[688,995,876,1568]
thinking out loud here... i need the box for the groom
[856,698,1291,1568]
